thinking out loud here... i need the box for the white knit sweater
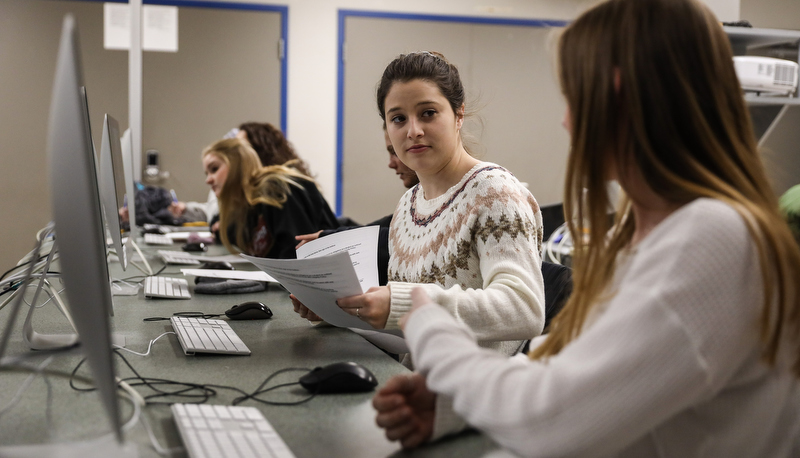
[387,162,546,364]
[405,198,800,457]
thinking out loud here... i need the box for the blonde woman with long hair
[372,0,800,455]
[202,138,338,259]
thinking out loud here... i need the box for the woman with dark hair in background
[177,122,316,232]
[237,121,313,177]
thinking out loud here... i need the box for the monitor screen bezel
[47,14,123,442]
[99,113,131,270]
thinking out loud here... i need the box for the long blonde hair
[202,138,313,254]
[531,0,800,375]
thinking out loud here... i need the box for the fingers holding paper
[294,230,323,249]
[337,286,391,329]
[290,294,323,322]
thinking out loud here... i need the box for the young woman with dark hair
[293,51,547,366]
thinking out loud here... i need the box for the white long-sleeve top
[405,198,800,457]
[387,163,546,364]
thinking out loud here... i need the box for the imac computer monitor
[120,128,138,242]
[80,88,120,308]
[47,14,123,442]
[99,113,131,270]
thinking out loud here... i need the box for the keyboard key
[144,233,173,245]
[171,403,296,458]
[170,317,251,356]
[158,250,202,265]
[144,276,191,299]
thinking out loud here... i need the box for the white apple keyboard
[144,276,191,299]
[171,403,295,458]
[158,250,202,265]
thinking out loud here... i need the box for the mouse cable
[231,367,317,406]
[0,261,57,290]
[135,400,185,456]
[0,249,52,284]
[69,350,223,405]
[113,350,255,405]
[0,236,43,361]
[0,271,61,306]
[110,278,139,292]
[0,279,23,301]
[114,350,218,404]
[118,375,188,457]
[61,376,150,453]
[71,350,317,417]
[3,353,143,450]
[117,264,167,283]
[106,383,181,457]
[113,331,175,357]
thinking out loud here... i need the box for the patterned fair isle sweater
[387,162,546,367]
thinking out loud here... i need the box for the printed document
[242,226,402,337]
[180,268,277,283]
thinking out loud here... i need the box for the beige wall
[0,0,746,270]
[0,1,110,271]
[0,0,281,269]
[246,0,740,207]
[741,0,800,29]
[341,18,569,224]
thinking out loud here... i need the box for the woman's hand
[373,373,436,449]
[337,286,390,329]
[168,201,187,218]
[290,294,323,322]
[295,230,323,249]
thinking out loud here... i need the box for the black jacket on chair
[519,261,573,354]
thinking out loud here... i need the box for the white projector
[733,56,799,96]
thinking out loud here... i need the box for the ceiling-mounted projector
[733,56,799,96]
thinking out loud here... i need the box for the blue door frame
[335,9,567,215]
[75,0,289,134]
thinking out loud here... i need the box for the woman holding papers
[372,0,800,454]
[202,138,338,259]
[297,51,546,366]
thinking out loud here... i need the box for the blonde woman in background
[202,138,338,259]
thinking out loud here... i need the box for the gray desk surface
[0,242,499,457]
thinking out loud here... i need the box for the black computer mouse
[298,362,378,394]
[182,242,207,252]
[225,302,273,320]
[200,261,234,270]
